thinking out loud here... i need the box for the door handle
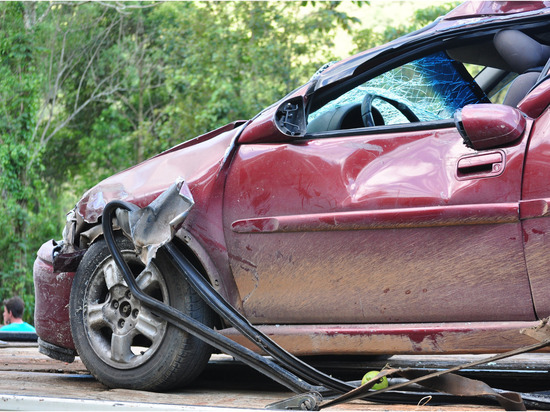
[457,151,504,180]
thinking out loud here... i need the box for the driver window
[307,51,489,133]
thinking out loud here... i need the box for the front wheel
[69,235,213,391]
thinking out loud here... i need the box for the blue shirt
[0,322,36,332]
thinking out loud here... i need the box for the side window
[486,72,518,104]
[307,51,489,133]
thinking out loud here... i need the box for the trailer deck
[1,342,550,410]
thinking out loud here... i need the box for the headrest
[494,30,550,74]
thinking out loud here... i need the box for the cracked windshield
[309,51,488,126]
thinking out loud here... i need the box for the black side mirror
[275,97,306,137]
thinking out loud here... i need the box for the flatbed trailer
[1,342,550,410]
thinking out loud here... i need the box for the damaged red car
[34,1,550,392]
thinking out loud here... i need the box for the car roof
[445,1,550,19]
[312,1,550,91]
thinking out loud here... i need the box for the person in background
[1,296,36,332]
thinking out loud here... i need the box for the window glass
[307,51,488,132]
[464,63,484,78]
[487,72,518,104]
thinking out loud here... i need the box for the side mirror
[274,97,306,137]
[239,96,306,144]
[454,104,526,150]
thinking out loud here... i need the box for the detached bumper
[33,240,76,352]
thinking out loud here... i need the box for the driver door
[222,51,534,325]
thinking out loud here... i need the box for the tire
[69,234,214,391]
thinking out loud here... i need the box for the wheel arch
[72,221,240,327]
[169,234,228,329]
[172,228,243,309]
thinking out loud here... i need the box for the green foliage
[152,1,360,147]
[0,2,42,321]
[352,2,459,52]
[0,1,458,324]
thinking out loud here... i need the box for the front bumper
[33,239,76,352]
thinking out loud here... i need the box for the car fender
[63,121,248,308]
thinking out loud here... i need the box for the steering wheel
[361,93,420,127]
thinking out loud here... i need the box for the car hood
[76,121,246,223]
[313,0,550,90]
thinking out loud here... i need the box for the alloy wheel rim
[83,252,169,369]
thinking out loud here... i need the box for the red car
[34,1,550,392]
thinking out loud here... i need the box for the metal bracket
[266,392,322,410]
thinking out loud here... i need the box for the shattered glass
[308,51,488,127]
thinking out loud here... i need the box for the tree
[0,2,42,313]
[352,2,459,52]
[0,1,153,319]
[35,3,138,188]
[151,2,361,147]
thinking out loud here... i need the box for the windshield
[308,51,489,130]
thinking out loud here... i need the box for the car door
[518,79,550,319]
[222,51,535,325]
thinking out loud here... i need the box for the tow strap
[319,335,550,411]
[101,184,550,411]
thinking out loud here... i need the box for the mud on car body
[34,1,550,391]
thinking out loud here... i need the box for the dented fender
[56,121,247,308]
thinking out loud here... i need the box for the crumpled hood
[76,121,245,223]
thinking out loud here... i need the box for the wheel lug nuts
[112,301,119,309]
[126,290,132,299]
[118,319,125,328]
[120,301,131,317]
[132,309,139,318]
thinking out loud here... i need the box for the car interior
[306,28,550,135]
